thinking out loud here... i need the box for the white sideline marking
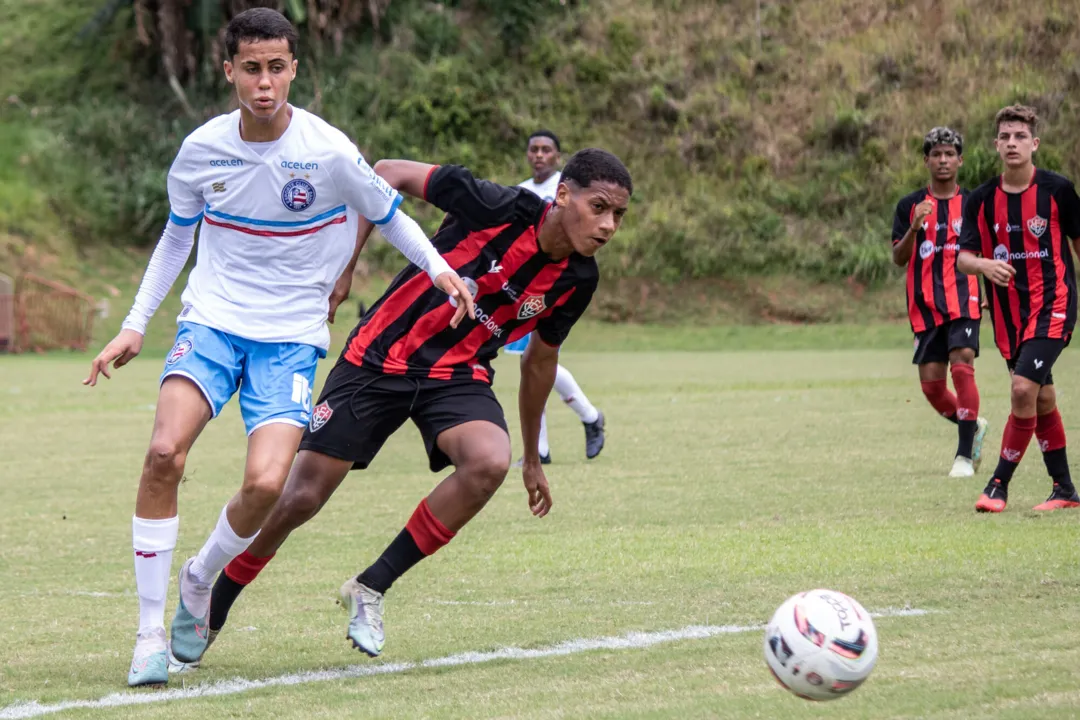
[0,608,931,719]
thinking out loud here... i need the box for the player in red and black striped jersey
[957,105,1080,513]
[202,149,633,658]
[892,127,988,478]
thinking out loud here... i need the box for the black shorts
[912,318,980,365]
[299,359,508,472]
[1006,338,1067,386]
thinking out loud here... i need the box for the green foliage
[7,0,1080,291]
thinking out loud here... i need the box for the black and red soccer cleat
[975,478,1008,513]
[1032,483,1080,512]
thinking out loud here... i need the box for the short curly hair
[923,127,963,156]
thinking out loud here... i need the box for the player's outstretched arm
[519,336,559,517]
[84,218,198,386]
[371,159,438,201]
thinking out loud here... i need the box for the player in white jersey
[505,130,606,463]
[81,8,474,688]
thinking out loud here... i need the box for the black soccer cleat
[584,411,605,459]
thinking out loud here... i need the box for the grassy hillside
[3,0,1079,324]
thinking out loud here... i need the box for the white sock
[132,515,179,634]
[554,365,599,424]
[538,409,550,456]
[190,505,258,586]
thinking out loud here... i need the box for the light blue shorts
[161,322,324,435]
[503,333,532,355]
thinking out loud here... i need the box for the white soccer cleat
[949,456,975,478]
[340,577,385,657]
[971,416,989,471]
[128,627,169,687]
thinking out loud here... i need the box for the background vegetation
[3,0,1080,323]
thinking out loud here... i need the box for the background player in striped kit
[892,127,988,478]
[958,105,1080,513]
[505,130,606,464]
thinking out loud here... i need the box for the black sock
[945,412,959,425]
[358,529,426,595]
[209,573,247,632]
[957,420,977,459]
[989,459,1021,492]
[1042,448,1076,495]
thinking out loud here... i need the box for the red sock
[1036,409,1067,453]
[998,413,1037,467]
[950,364,979,421]
[405,498,456,556]
[921,379,958,420]
[223,550,276,585]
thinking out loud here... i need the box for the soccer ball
[763,589,878,701]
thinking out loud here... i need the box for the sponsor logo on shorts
[1034,359,1044,369]
[310,401,333,432]
[166,339,192,365]
[517,294,547,320]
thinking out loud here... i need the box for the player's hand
[328,269,354,324]
[434,271,476,329]
[83,329,143,387]
[913,199,935,226]
[522,460,553,518]
[982,259,1016,288]
[981,296,990,310]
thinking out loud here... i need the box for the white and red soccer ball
[763,589,878,701]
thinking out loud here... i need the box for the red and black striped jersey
[959,168,1080,359]
[892,188,981,333]
[342,164,598,383]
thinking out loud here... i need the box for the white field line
[0,608,932,719]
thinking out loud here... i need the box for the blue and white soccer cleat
[169,558,212,666]
[340,577,385,657]
[128,627,169,687]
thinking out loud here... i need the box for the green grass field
[3,325,1080,719]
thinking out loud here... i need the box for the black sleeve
[423,164,541,231]
[534,275,597,347]
[1055,181,1080,240]
[892,196,913,246]
[959,190,984,254]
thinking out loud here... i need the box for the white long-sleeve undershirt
[121,220,197,335]
[378,210,452,281]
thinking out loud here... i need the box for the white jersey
[518,172,561,202]
[165,107,404,350]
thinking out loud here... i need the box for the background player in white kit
[505,130,606,464]
[81,8,474,688]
